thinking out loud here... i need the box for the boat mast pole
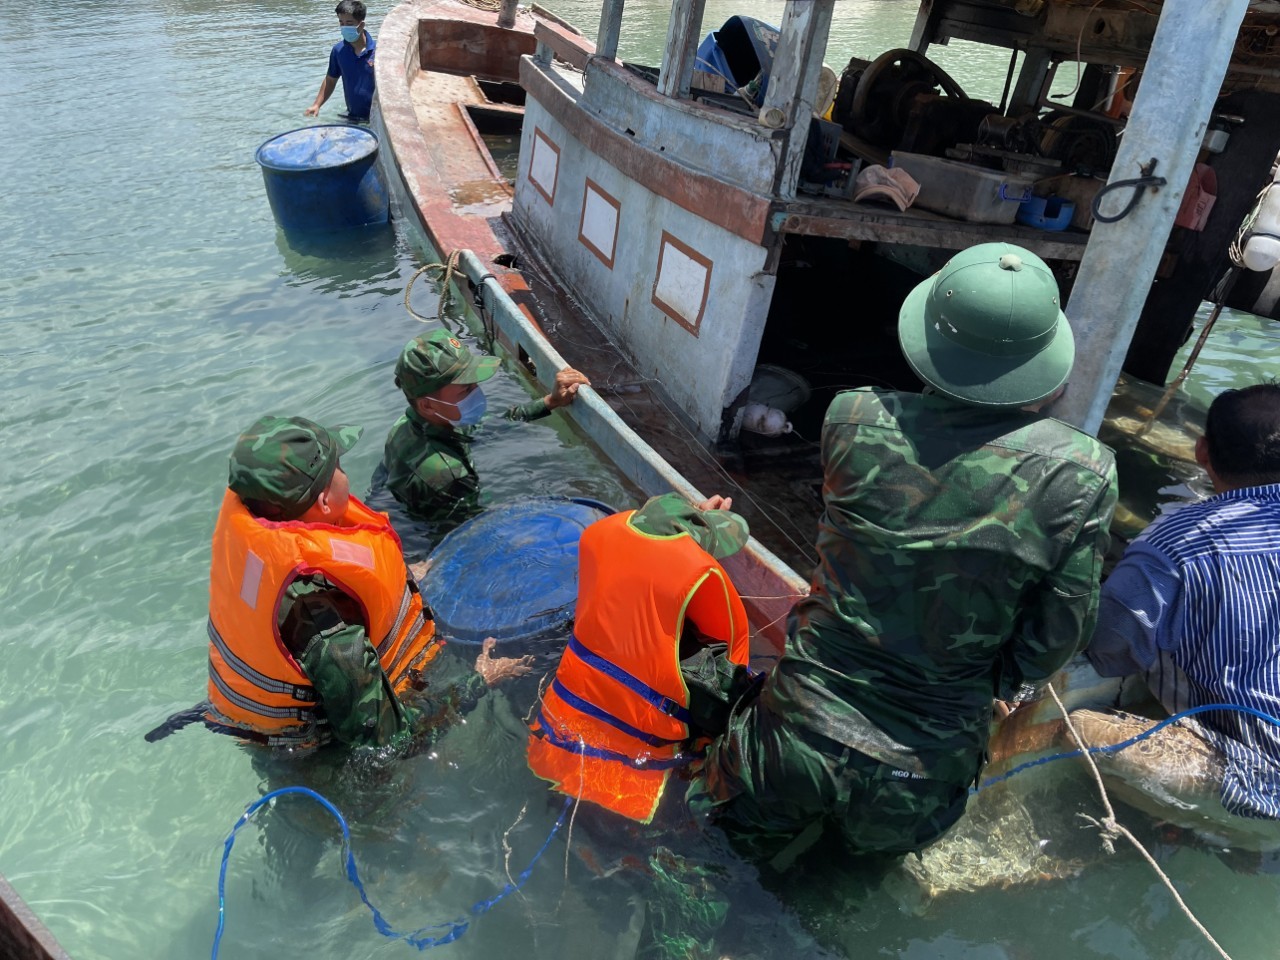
[1053,0,1250,435]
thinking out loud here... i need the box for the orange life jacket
[527,510,750,822]
[205,489,440,748]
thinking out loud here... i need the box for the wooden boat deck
[407,71,512,189]
[776,194,1091,261]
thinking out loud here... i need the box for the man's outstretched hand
[475,637,534,687]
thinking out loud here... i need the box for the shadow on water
[273,222,400,293]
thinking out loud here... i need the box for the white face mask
[443,388,487,426]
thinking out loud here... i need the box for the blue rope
[975,702,1280,794]
[212,786,572,958]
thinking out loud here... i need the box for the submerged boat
[374,0,1277,644]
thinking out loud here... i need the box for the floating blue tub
[255,125,388,232]
[422,497,615,648]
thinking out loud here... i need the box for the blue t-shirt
[327,33,376,120]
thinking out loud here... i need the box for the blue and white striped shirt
[1087,484,1280,818]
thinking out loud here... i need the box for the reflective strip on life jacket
[549,676,686,748]
[533,706,694,769]
[207,617,317,704]
[206,661,310,721]
[565,634,693,726]
[384,607,427,681]
[376,585,414,659]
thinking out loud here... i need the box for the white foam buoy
[741,402,793,436]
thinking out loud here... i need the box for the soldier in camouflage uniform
[382,330,589,537]
[213,415,531,751]
[690,242,1118,859]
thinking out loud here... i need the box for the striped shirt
[1087,483,1280,818]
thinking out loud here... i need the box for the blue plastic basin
[255,125,389,232]
[422,497,615,647]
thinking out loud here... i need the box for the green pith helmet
[897,242,1075,409]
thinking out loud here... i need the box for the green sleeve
[1001,468,1120,701]
[401,667,490,755]
[504,397,552,423]
[284,580,491,750]
[679,643,763,739]
[297,622,419,747]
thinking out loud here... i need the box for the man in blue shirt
[1080,383,1280,842]
[306,1,376,122]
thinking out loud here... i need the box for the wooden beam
[1057,0,1253,434]
[657,0,706,99]
[533,18,595,71]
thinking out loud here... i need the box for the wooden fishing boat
[373,0,1280,648]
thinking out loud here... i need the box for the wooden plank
[455,249,808,654]
[530,4,583,36]
[532,17,595,71]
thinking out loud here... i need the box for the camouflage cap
[629,493,750,560]
[228,415,363,520]
[395,330,500,400]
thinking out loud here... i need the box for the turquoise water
[2,2,1278,958]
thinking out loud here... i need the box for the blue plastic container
[255,125,388,232]
[422,497,615,647]
[1016,194,1076,231]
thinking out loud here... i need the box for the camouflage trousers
[689,700,973,863]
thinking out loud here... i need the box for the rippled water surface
[2,2,1278,959]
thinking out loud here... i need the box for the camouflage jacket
[281,575,485,749]
[382,400,550,531]
[763,388,1118,783]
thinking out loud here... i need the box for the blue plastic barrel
[422,497,615,648]
[255,125,388,232]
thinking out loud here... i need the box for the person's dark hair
[1204,382,1280,486]
[336,0,366,20]
[242,497,291,521]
